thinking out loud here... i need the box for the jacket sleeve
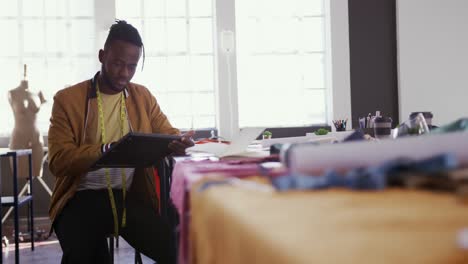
[48,93,102,179]
[149,92,180,135]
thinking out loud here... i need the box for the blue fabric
[197,180,231,192]
[272,153,458,191]
[432,118,468,134]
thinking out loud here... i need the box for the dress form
[8,65,46,178]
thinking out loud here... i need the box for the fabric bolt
[272,153,458,191]
[170,157,283,264]
[189,183,468,264]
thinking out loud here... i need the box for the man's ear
[98,49,105,63]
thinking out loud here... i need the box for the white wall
[397,0,468,126]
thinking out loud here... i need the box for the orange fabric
[190,181,468,264]
[195,139,230,144]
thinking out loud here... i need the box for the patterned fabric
[272,154,458,191]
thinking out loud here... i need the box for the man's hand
[168,130,195,156]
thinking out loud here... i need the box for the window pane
[0,59,20,135]
[300,0,323,16]
[45,0,67,17]
[190,55,213,92]
[0,0,17,16]
[192,93,214,116]
[69,0,94,17]
[116,0,141,18]
[0,20,19,56]
[236,0,327,127]
[268,0,298,17]
[139,57,168,93]
[238,55,305,127]
[189,0,212,17]
[167,55,189,91]
[145,18,166,53]
[166,93,191,116]
[236,17,259,53]
[167,18,186,53]
[189,18,213,53]
[0,58,21,88]
[269,18,299,52]
[193,115,215,129]
[144,0,164,17]
[22,57,46,88]
[235,0,261,18]
[23,19,45,53]
[167,0,185,17]
[302,54,324,88]
[302,17,324,52]
[45,58,73,93]
[46,20,67,54]
[71,57,96,83]
[170,116,191,129]
[304,89,326,123]
[155,92,169,114]
[70,19,94,55]
[23,0,43,17]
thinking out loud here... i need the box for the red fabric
[195,138,231,144]
[153,167,161,214]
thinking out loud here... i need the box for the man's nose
[119,66,130,78]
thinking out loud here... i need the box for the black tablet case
[93,132,181,168]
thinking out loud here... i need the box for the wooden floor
[2,235,154,264]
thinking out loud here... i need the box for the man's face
[99,40,142,92]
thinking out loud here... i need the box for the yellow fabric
[94,92,129,144]
[190,180,468,264]
[48,79,180,222]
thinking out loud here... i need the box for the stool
[1,151,52,225]
[0,149,35,264]
[108,236,143,264]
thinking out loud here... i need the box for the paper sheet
[187,127,265,157]
[285,131,468,174]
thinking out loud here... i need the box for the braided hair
[104,20,145,69]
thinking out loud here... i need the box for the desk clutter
[172,116,468,264]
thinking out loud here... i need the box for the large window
[0,0,335,138]
[115,0,216,130]
[236,0,327,127]
[0,0,96,136]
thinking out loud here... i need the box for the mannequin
[8,65,46,178]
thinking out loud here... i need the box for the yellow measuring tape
[96,82,127,237]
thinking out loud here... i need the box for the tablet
[93,132,181,168]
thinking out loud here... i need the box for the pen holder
[332,119,348,132]
[374,116,392,139]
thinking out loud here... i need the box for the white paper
[285,131,468,174]
[187,127,265,158]
[260,136,336,148]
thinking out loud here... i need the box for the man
[48,20,194,263]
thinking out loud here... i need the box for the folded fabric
[272,153,458,191]
[432,118,468,134]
